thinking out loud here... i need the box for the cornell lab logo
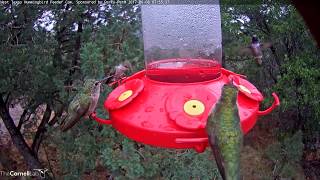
[0,168,48,179]
[33,168,49,178]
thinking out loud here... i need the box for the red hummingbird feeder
[91,3,280,153]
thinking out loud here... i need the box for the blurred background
[0,0,319,179]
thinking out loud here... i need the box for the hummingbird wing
[207,117,226,180]
[60,95,90,132]
[260,42,272,49]
[238,46,252,56]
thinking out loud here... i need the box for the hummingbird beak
[97,75,114,84]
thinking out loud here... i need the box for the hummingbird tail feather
[209,134,227,180]
[60,112,84,132]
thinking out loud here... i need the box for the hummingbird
[206,84,243,180]
[113,61,132,81]
[240,35,272,65]
[60,78,106,132]
[60,61,133,131]
[107,61,133,86]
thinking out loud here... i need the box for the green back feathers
[206,85,239,132]
[206,84,243,180]
[216,85,239,129]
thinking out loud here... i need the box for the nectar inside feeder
[91,2,280,153]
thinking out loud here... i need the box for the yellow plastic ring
[239,85,251,94]
[118,90,133,102]
[183,100,205,116]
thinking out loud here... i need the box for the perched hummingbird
[240,35,272,65]
[60,78,103,132]
[206,84,243,180]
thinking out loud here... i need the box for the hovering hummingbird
[108,61,133,86]
[240,35,272,65]
[206,84,243,180]
[60,78,107,132]
[113,61,132,81]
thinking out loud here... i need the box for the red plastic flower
[165,87,217,130]
[230,75,263,102]
[105,79,144,110]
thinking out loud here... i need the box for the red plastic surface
[92,59,280,153]
[165,87,217,130]
[231,75,264,102]
[106,79,144,110]
[90,112,112,125]
[257,93,280,116]
[147,59,221,83]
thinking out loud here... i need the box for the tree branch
[17,109,28,130]
[0,145,17,171]
[31,104,52,155]
[0,95,42,169]
[4,92,11,105]
[17,101,38,130]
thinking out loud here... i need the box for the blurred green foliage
[265,131,304,179]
